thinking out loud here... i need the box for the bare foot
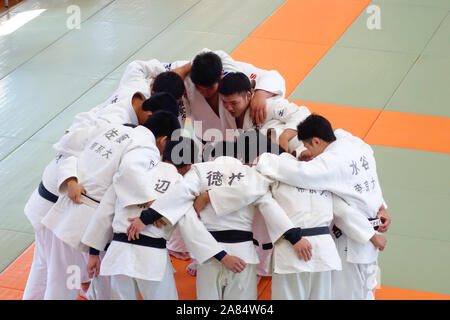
[168,249,191,260]
[186,260,198,276]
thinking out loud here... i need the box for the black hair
[190,52,223,87]
[218,72,251,97]
[153,71,185,100]
[163,136,199,168]
[143,110,181,139]
[297,114,336,143]
[142,92,179,117]
[211,130,286,163]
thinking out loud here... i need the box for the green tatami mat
[336,0,448,54]
[374,145,450,294]
[289,46,416,109]
[379,234,450,295]
[0,0,114,79]
[30,78,119,144]
[0,140,55,233]
[0,69,100,147]
[0,230,34,273]
[385,55,450,118]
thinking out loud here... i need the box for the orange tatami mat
[365,110,450,154]
[3,0,448,301]
[2,245,449,300]
[375,286,450,300]
[231,0,372,95]
[293,100,382,140]
[250,0,372,46]
[295,100,450,154]
[232,39,330,96]
[0,244,34,294]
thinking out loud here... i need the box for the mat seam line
[0,0,117,81]
[0,0,203,162]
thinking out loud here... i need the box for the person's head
[152,71,185,103]
[131,92,151,125]
[142,110,181,155]
[190,52,223,99]
[211,130,285,164]
[162,136,199,175]
[297,114,336,159]
[218,72,252,118]
[140,92,179,124]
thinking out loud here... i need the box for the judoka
[170,49,286,142]
[22,71,181,299]
[218,71,311,158]
[134,133,309,300]
[82,137,230,299]
[255,115,390,300]
[202,151,386,300]
[39,111,180,299]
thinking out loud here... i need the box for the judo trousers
[110,261,178,300]
[44,234,89,300]
[23,226,53,300]
[332,235,378,300]
[272,271,332,300]
[196,260,257,300]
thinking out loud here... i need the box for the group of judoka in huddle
[22,48,391,300]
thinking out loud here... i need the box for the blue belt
[38,181,58,203]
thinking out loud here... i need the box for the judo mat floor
[0,0,449,299]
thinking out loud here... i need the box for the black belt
[210,230,259,246]
[262,226,330,250]
[301,226,330,237]
[38,181,59,203]
[112,233,166,249]
[333,218,380,239]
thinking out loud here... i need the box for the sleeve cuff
[213,250,227,261]
[89,247,100,256]
[283,227,302,245]
[140,208,163,225]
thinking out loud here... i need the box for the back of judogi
[256,129,384,263]
[100,162,181,281]
[269,155,341,273]
[193,157,262,263]
[42,124,160,252]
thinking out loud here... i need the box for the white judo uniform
[149,157,295,300]
[40,122,160,299]
[86,59,166,115]
[22,59,165,299]
[207,152,375,300]
[218,97,310,276]
[22,159,59,300]
[183,48,286,142]
[81,162,223,300]
[221,96,311,155]
[23,101,140,300]
[256,129,385,300]
[163,50,287,259]
[269,155,376,300]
